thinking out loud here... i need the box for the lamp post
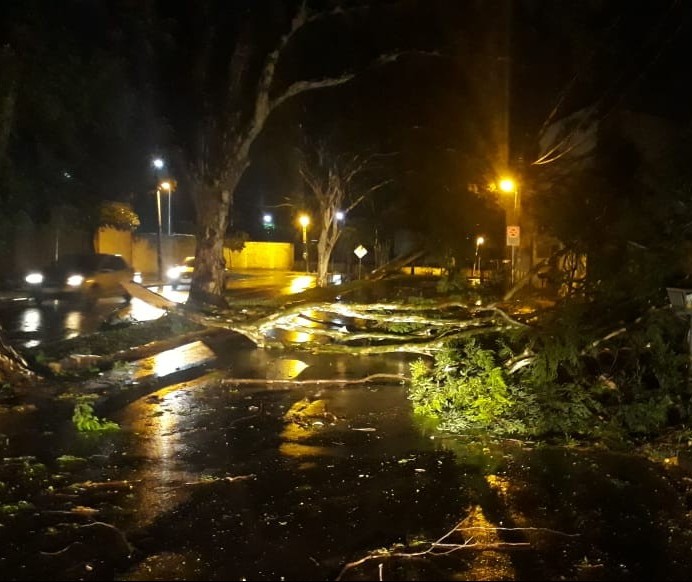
[299,214,310,273]
[473,236,485,279]
[499,177,519,285]
[155,185,163,283]
[159,181,172,235]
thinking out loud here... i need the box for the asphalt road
[0,270,316,348]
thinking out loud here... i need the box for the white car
[167,256,195,290]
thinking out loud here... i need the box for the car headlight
[66,274,84,287]
[25,272,43,285]
[167,266,181,279]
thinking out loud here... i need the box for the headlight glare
[66,274,84,287]
[25,273,43,285]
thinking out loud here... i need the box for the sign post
[506,225,520,284]
[354,245,368,280]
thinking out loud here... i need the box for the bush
[408,307,691,442]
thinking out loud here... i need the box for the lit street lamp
[499,177,519,285]
[154,184,164,282]
[152,158,164,170]
[473,236,485,279]
[160,181,173,235]
[299,214,310,273]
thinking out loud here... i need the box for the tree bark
[189,184,235,307]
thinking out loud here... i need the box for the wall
[95,229,294,274]
[224,242,294,270]
[95,227,133,265]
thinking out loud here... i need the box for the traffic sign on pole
[506,225,520,247]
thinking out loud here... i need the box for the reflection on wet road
[0,271,316,347]
[3,344,692,580]
[4,346,692,581]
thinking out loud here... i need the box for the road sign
[354,245,368,259]
[506,225,520,247]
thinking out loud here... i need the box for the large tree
[159,0,475,307]
[159,2,381,306]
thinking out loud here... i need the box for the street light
[499,177,519,285]
[473,236,485,279]
[499,177,518,210]
[299,214,310,273]
[154,184,164,283]
[160,181,172,235]
[152,158,164,170]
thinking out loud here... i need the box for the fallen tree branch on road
[335,513,578,580]
[221,373,407,387]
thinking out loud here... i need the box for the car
[167,256,195,290]
[25,253,135,305]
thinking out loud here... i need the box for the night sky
[2,0,692,261]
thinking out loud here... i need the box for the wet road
[3,345,692,580]
[0,271,316,348]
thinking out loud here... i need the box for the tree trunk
[316,228,336,288]
[188,184,234,308]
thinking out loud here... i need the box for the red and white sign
[506,225,520,247]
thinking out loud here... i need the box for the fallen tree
[0,324,38,385]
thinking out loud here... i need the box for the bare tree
[181,1,429,306]
[300,146,390,287]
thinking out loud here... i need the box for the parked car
[25,253,135,305]
[166,256,195,290]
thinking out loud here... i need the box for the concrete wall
[95,229,196,276]
[95,227,133,265]
[224,241,294,270]
[95,228,294,274]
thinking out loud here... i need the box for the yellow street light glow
[160,181,171,191]
[499,178,516,193]
[299,214,310,228]
[476,236,485,246]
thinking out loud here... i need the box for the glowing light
[335,211,345,221]
[25,273,43,285]
[160,181,171,191]
[299,214,310,228]
[66,274,84,287]
[263,213,273,224]
[499,178,516,193]
[152,158,164,169]
[476,236,485,246]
